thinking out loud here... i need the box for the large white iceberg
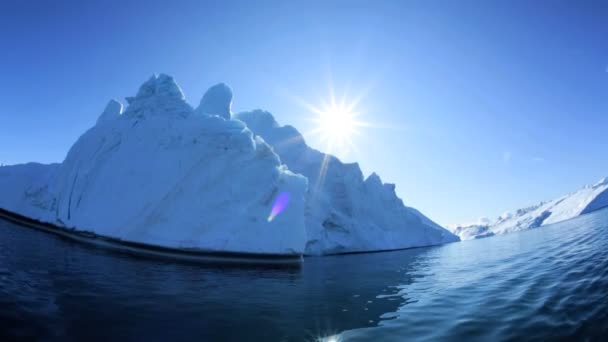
[453,177,608,240]
[0,74,458,256]
[0,75,308,255]
[234,110,459,254]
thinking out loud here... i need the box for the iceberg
[0,74,458,258]
[453,177,608,240]
[234,110,459,254]
[0,75,308,256]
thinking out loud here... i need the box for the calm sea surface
[1,208,607,341]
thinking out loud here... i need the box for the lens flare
[318,335,341,342]
[267,192,290,222]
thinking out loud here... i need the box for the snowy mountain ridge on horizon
[0,73,458,256]
[452,177,608,240]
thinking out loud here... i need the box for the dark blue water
[1,208,607,341]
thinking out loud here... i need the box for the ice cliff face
[453,178,608,240]
[1,75,308,255]
[234,110,459,255]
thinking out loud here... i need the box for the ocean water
[1,208,607,342]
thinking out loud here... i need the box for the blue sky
[1,0,607,225]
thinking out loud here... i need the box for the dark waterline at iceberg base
[1,209,607,341]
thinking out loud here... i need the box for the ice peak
[234,109,279,130]
[195,83,233,119]
[96,99,123,125]
[130,74,185,102]
[594,177,608,188]
[365,172,382,186]
[123,74,192,118]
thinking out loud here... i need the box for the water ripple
[1,208,608,341]
[340,208,608,341]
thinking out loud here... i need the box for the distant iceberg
[452,178,608,240]
[0,74,458,258]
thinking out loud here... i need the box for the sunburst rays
[290,87,373,195]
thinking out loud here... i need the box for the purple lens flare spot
[267,192,290,222]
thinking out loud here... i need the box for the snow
[0,75,459,256]
[453,178,608,240]
[234,110,459,255]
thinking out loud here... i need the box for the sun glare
[304,95,367,157]
[314,103,357,144]
[287,82,373,193]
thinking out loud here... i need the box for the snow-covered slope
[0,75,308,255]
[234,110,459,254]
[453,178,608,240]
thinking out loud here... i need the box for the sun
[305,97,366,156]
[313,102,358,144]
[286,81,372,162]
[288,83,374,192]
